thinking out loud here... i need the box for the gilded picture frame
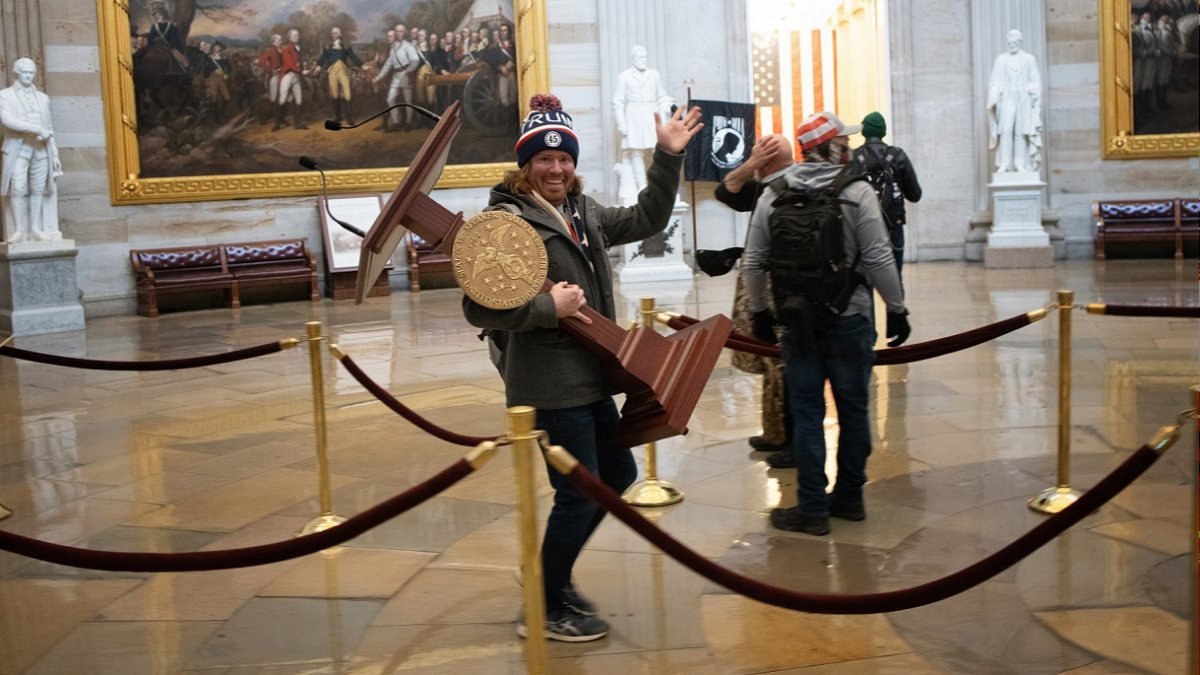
[95,0,550,205]
[1099,0,1199,159]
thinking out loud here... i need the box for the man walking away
[851,112,922,275]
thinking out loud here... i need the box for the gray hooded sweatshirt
[742,161,906,320]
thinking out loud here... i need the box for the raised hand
[655,105,704,154]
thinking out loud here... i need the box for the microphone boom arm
[325,103,440,131]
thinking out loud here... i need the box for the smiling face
[527,150,576,206]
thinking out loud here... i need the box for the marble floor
[0,259,1195,674]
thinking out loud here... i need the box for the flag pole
[685,80,698,272]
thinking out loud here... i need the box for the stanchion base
[1028,486,1081,514]
[622,478,684,507]
[0,502,11,521]
[298,513,347,536]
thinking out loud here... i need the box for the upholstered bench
[223,239,320,302]
[1093,198,1196,260]
[405,232,455,291]
[130,239,319,317]
[130,244,238,318]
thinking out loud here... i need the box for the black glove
[886,310,911,348]
[751,310,777,344]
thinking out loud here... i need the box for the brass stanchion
[299,321,346,535]
[1191,385,1199,675]
[1029,290,1082,513]
[623,297,684,507]
[508,406,548,673]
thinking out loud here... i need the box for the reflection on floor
[0,260,1195,674]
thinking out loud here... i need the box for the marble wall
[12,0,1198,317]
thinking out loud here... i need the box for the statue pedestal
[0,240,85,336]
[984,172,1053,269]
[615,200,694,284]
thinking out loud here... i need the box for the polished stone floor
[0,259,1195,674]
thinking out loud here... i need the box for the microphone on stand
[323,103,441,131]
[299,156,365,238]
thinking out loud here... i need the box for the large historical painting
[96,0,550,204]
[1099,0,1199,159]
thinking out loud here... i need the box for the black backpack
[859,147,903,229]
[765,166,865,345]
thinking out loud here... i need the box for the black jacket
[850,138,922,226]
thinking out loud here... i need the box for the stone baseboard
[984,245,1055,269]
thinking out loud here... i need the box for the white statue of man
[0,58,62,243]
[986,29,1043,174]
[612,45,673,204]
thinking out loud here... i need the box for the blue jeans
[781,314,877,516]
[536,398,637,606]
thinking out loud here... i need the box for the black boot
[272,103,286,131]
[331,99,342,125]
[292,103,308,130]
[1157,85,1169,109]
[344,99,355,126]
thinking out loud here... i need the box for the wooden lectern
[356,101,733,447]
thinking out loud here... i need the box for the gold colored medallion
[452,211,548,309]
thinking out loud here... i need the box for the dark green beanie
[861,111,886,139]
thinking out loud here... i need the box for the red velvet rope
[0,341,287,371]
[337,354,496,447]
[1094,304,1200,318]
[0,459,475,572]
[666,312,1036,365]
[560,443,1159,614]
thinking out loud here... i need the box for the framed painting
[1099,0,1199,159]
[95,0,550,204]
[318,193,389,273]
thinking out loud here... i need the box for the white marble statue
[986,29,1043,174]
[0,58,62,243]
[612,45,674,205]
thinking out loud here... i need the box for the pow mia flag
[684,100,757,182]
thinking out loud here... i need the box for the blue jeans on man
[536,397,637,607]
[781,313,876,516]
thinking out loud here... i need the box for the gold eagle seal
[452,211,548,309]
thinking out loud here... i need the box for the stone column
[0,0,45,87]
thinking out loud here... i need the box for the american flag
[751,26,839,150]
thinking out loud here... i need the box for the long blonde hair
[502,164,584,197]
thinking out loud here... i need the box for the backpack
[765,166,865,345]
[860,147,903,229]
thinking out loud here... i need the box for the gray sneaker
[517,605,609,642]
[562,583,597,616]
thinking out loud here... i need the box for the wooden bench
[405,231,455,291]
[1094,198,1199,260]
[130,239,319,317]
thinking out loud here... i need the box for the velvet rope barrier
[543,420,1182,615]
[0,448,493,572]
[1086,303,1200,318]
[332,348,496,447]
[663,309,1048,365]
[0,339,297,371]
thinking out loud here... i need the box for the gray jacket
[463,146,684,409]
[743,161,905,319]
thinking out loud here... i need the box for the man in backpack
[744,111,911,536]
[851,111,922,274]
